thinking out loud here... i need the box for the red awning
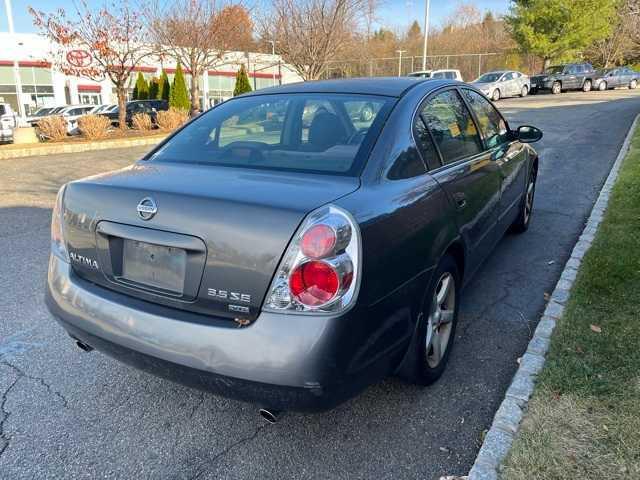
[78,84,101,93]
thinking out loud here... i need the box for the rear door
[503,72,517,96]
[419,88,502,274]
[564,65,578,89]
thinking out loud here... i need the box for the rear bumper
[46,255,399,411]
[0,127,13,141]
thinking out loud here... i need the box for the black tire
[408,255,460,386]
[511,165,537,233]
[582,79,592,92]
[492,89,501,101]
[598,81,607,91]
[520,85,528,97]
[530,87,538,95]
[551,81,561,94]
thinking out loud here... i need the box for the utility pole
[396,50,406,77]
[422,0,431,71]
[267,40,276,86]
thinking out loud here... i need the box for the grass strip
[501,124,640,479]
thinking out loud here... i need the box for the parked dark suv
[104,99,169,126]
[530,63,596,94]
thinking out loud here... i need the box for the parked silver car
[0,103,18,143]
[472,71,530,101]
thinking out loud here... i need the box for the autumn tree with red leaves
[30,1,152,129]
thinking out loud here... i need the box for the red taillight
[289,261,341,306]
[300,224,336,259]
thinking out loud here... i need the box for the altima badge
[137,197,157,220]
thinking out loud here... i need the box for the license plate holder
[122,239,187,294]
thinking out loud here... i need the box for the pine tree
[233,65,253,96]
[169,62,190,111]
[158,69,170,101]
[148,77,159,100]
[133,72,149,100]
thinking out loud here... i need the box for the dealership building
[0,32,302,119]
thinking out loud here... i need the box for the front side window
[149,93,393,175]
[420,89,482,164]
[462,89,509,149]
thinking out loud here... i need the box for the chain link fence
[324,52,544,82]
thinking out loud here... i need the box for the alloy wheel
[425,272,456,368]
[524,174,536,225]
[492,89,500,101]
[599,81,607,91]
[631,80,638,90]
[583,80,592,92]
[552,82,561,94]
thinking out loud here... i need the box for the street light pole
[4,0,26,121]
[396,50,406,77]
[422,0,430,71]
[267,40,276,86]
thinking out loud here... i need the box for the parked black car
[530,63,596,94]
[46,78,542,417]
[593,67,639,91]
[104,99,169,126]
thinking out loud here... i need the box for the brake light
[264,205,360,314]
[301,225,336,258]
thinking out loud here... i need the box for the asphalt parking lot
[1,88,640,480]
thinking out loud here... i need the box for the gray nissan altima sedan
[46,78,542,419]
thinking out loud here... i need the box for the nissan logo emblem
[137,197,158,220]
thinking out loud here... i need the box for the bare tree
[147,0,253,114]
[262,0,366,81]
[30,1,152,129]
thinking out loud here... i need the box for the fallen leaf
[576,346,584,354]
[439,446,450,453]
[547,260,555,265]
[544,292,551,301]
[590,324,602,333]
[516,357,522,364]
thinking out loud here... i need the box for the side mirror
[516,125,543,143]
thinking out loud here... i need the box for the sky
[1,0,511,34]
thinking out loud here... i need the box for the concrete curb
[0,134,167,160]
[467,113,640,480]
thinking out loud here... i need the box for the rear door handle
[453,192,467,209]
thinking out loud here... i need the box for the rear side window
[149,93,393,175]
[462,89,509,149]
[419,89,482,165]
[0,105,5,115]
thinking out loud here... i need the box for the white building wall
[0,32,304,119]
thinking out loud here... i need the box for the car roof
[245,77,454,98]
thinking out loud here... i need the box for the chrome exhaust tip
[259,408,281,424]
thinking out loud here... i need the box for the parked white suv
[60,105,95,134]
[0,103,18,143]
[408,69,464,81]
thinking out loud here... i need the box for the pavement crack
[189,424,269,480]
[0,376,21,460]
[1,361,68,409]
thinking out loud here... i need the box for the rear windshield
[148,93,393,175]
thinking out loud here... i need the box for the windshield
[545,66,564,74]
[148,93,393,175]
[476,73,502,83]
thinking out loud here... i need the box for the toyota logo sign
[66,49,92,68]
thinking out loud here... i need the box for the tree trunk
[543,57,551,71]
[117,86,127,130]
[190,75,199,116]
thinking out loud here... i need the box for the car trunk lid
[63,162,360,321]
